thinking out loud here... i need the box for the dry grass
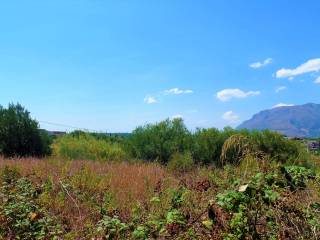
[0,156,179,234]
[1,155,319,239]
[0,156,170,203]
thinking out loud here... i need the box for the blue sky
[0,1,320,132]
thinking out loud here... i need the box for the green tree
[0,103,51,157]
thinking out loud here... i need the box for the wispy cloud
[276,58,320,78]
[144,96,157,104]
[272,103,295,109]
[222,111,240,123]
[164,88,193,95]
[250,58,272,69]
[275,86,287,93]
[314,76,320,84]
[216,88,260,102]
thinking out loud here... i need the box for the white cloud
[222,111,240,123]
[164,88,193,95]
[314,76,320,84]
[144,96,157,104]
[250,58,272,69]
[276,58,320,78]
[272,103,295,109]
[216,88,260,102]
[171,114,183,119]
[275,86,287,93]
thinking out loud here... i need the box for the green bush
[248,130,306,163]
[0,103,51,157]
[127,118,308,167]
[52,133,127,161]
[167,152,194,172]
[192,127,236,165]
[126,118,192,164]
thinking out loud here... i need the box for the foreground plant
[212,165,320,240]
[0,167,62,239]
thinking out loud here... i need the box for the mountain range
[237,103,320,138]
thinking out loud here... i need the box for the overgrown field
[0,155,319,239]
[1,105,320,239]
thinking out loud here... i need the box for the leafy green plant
[215,171,282,239]
[0,168,62,239]
[96,215,129,239]
[281,165,315,189]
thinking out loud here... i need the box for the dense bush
[52,133,127,161]
[0,103,51,157]
[126,118,192,164]
[192,127,237,165]
[127,119,307,166]
[167,152,194,172]
[247,130,307,163]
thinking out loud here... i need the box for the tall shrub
[126,118,192,163]
[249,130,306,163]
[0,103,50,157]
[192,127,237,165]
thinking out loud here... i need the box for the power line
[39,120,104,133]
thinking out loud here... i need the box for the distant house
[44,130,66,137]
[306,141,320,151]
[286,136,304,141]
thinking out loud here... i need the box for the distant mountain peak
[237,103,320,137]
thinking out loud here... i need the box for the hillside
[238,103,320,137]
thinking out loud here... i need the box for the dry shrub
[220,134,252,166]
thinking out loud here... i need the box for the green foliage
[127,119,307,167]
[126,118,192,163]
[69,130,126,144]
[96,215,129,239]
[167,152,194,172]
[248,130,306,163]
[52,133,127,161]
[214,165,319,240]
[0,167,62,239]
[216,191,248,211]
[0,103,51,157]
[216,171,282,239]
[132,225,150,239]
[130,188,189,239]
[192,127,236,165]
[281,165,316,189]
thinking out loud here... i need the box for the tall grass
[51,134,127,161]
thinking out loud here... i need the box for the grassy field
[0,155,319,239]
[1,112,319,239]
